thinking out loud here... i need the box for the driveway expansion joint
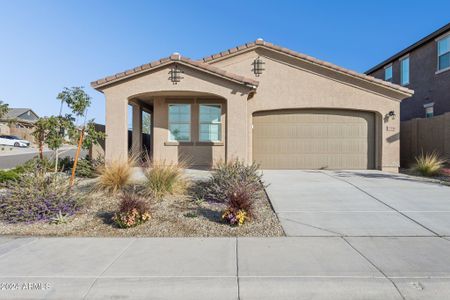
[320,171,441,237]
[342,237,406,300]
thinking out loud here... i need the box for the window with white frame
[400,56,410,86]
[384,65,393,81]
[424,103,434,118]
[199,104,221,142]
[437,35,450,71]
[168,104,191,141]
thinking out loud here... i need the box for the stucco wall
[101,64,252,164]
[211,48,403,171]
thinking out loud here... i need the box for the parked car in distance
[0,135,31,147]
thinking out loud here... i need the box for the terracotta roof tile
[92,39,412,95]
[200,40,413,95]
[91,55,258,89]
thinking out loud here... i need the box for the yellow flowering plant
[221,182,256,226]
[222,208,248,226]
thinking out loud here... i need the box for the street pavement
[0,146,85,169]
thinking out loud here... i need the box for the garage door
[253,109,375,169]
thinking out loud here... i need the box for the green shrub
[58,156,73,172]
[0,169,20,183]
[15,157,55,174]
[143,162,188,199]
[0,172,83,223]
[413,152,446,177]
[57,155,103,178]
[112,193,151,228]
[202,159,264,203]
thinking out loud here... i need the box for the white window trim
[168,103,191,142]
[384,63,393,81]
[424,102,434,118]
[199,103,222,142]
[436,33,450,73]
[399,55,410,86]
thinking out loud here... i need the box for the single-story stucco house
[91,39,413,172]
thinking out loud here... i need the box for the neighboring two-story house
[366,22,450,121]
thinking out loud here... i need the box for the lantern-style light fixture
[169,64,183,84]
[253,56,265,77]
[385,110,396,120]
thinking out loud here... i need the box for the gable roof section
[201,39,413,95]
[366,22,450,74]
[91,54,259,90]
[5,108,39,120]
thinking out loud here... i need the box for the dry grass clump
[143,161,189,199]
[96,158,135,194]
[413,152,446,177]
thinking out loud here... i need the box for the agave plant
[50,210,69,225]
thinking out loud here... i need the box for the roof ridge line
[91,53,258,89]
[199,39,413,95]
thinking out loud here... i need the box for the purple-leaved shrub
[0,172,82,223]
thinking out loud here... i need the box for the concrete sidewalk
[1,237,450,299]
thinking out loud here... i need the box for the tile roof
[201,39,413,95]
[91,53,259,89]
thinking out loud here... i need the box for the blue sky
[1,0,449,124]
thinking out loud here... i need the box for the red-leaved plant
[112,193,151,228]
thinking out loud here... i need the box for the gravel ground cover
[0,179,284,237]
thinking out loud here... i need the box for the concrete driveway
[263,170,450,237]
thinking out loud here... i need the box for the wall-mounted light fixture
[169,64,183,84]
[385,110,396,120]
[253,56,265,77]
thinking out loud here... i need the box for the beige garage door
[253,109,375,169]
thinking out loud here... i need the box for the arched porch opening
[128,90,227,168]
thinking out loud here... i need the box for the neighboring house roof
[365,22,450,74]
[91,53,259,90]
[4,108,39,121]
[201,39,413,95]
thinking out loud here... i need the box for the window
[199,104,221,142]
[437,35,450,71]
[168,104,191,141]
[424,103,434,118]
[400,56,410,86]
[384,65,393,81]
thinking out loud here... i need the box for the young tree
[0,101,9,119]
[31,88,103,180]
[57,87,93,185]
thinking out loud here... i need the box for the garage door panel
[253,109,375,170]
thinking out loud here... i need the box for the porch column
[131,103,142,157]
[226,94,249,163]
[105,94,128,162]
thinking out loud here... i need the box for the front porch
[96,54,257,168]
[127,92,227,168]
